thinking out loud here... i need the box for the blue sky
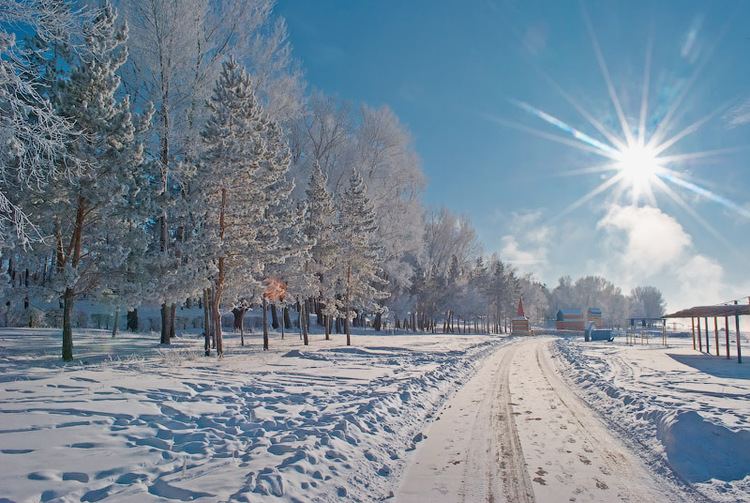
[277,0,750,309]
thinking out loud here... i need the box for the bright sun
[614,143,661,197]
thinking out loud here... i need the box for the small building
[587,307,602,327]
[556,308,585,331]
[511,298,532,336]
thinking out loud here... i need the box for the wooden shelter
[663,302,750,363]
[556,308,585,331]
[511,298,532,336]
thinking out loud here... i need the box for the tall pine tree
[200,58,293,356]
[304,161,338,339]
[44,2,147,360]
[336,169,388,345]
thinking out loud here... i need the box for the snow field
[0,328,506,502]
[553,336,750,502]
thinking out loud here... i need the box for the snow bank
[0,329,506,502]
[554,337,750,502]
[657,410,750,484]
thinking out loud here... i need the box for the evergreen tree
[304,161,337,339]
[336,169,388,345]
[37,2,147,360]
[199,58,292,356]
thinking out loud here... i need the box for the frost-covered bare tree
[292,97,425,329]
[409,208,480,331]
[0,0,82,245]
[423,208,479,277]
[353,105,425,302]
[518,273,550,323]
[629,286,666,319]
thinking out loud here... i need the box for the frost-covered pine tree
[36,2,148,360]
[200,58,293,356]
[336,169,388,345]
[304,162,338,339]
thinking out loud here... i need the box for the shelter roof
[663,305,750,318]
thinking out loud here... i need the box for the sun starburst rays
[496,6,749,229]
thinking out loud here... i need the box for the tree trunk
[62,287,74,361]
[324,314,330,340]
[345,265,352,346]
[374,311,382,331]
[169,303,177,338]
[302,301,309,346]
[232,307,246,346]
[262,296,269,350]
[208,288,216,349]
[271,303,279,329]
[212,299,223,356]
[203,289,211,356]
[283,306,291,329]
[60,196,85,360]
[213,188,227,357]
[306,299,311,330]
[126,309,138,332]
[160,303,171,344]
[316,300,323,326]
[112,306,119,338]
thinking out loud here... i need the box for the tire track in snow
[397,340,535,503]
[490,344,535,503]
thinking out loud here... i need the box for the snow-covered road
[397,337,687,503]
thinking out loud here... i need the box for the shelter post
[725,315,730,359]
[697,317,702,352]
[714,317,719,356]
[704,317,709,353]
[691,317,696,349]
[735,301,743,364]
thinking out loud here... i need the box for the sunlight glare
[614,143,661,200]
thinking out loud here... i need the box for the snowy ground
[2,329,748,502]
[553,335,750,502]
[0,328,505,502]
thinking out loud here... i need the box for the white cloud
[523,23,548,56]
[725,98,750,127]
[498,210,551,275]
[595,204,749,311]
[596,204,691,280]
[680,15,703,64]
